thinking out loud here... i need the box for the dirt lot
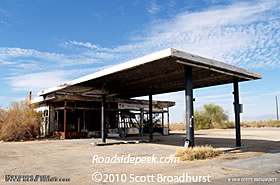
[0,128,279,185]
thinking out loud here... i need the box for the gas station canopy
[39,48,261,98]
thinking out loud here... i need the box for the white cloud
[62,40,98,50]
[61,0,280,69]
[2,0,280,123]
[0,47,101,68]
[1,0,279,73]
[197,94,231,101]
[56,0,279,124]
[8,71,73,92]
[7,68,103,93]
[146,0,161,14]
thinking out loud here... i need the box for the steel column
[101,94,106,143]
[64,101,67,139]
[167,107,170,135]
[83,110,86,131]
[184,65,194,147]
[162,112,164,135]
[149,94,153,141]
[233,78,241,147]
[78,117,80,132]
[140,108,144,137]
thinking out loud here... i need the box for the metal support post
[162,112,164,135]
[101,94,106,143]
[167,107,170,135]
[233,78,241,147]
[140,108,144,137]
[64,101,67,139]
[149,94,153,141]
[184,65,194,147]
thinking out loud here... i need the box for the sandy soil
[0,128,279,185]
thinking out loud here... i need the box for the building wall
[34,103,49,137]
[49,105,55,136]
[34,99,170,138]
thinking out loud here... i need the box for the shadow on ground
[109,132,280,154]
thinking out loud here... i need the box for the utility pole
[276,96,279,121]
[29,91,32,101]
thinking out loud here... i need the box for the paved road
[0,128,279,185]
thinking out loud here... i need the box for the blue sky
[0,0,280,123]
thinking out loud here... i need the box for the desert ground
[0,128,279,185]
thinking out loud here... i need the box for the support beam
[149,94,153,141]
[184,65,194,147]
[101,94,106,143]
[162,112,164,135]
[78,117,80,132]
[83,110,86,131]
[167,107,170,135]
[56,110,59,131]
[64,101,67,139]
[140,108,144,137]
[233,78,241,147]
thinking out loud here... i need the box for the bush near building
[0,107,5,132]
[0,100,42,141]
[194,104,228,130]
[170,104,280,131]
[171,104,229,131]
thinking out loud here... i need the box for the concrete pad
[1,128,280,185]
[219,151,280,172]
[216,146,248,152]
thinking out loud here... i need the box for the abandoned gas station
[32,94,174,139]
[33,48,262,147]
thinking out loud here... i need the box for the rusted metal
[56,131,88,139]
[29,91,32,101]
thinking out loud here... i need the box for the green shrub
[194,104,228,130]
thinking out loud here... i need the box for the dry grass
[0,100,42,141]
[169,123,186,131]
[241,120,280,128]
[212,121,235,129]
[0,107,5,132]
[170,120,280,131]
[175,145,223,161]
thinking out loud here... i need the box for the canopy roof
[39,48,261,98]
